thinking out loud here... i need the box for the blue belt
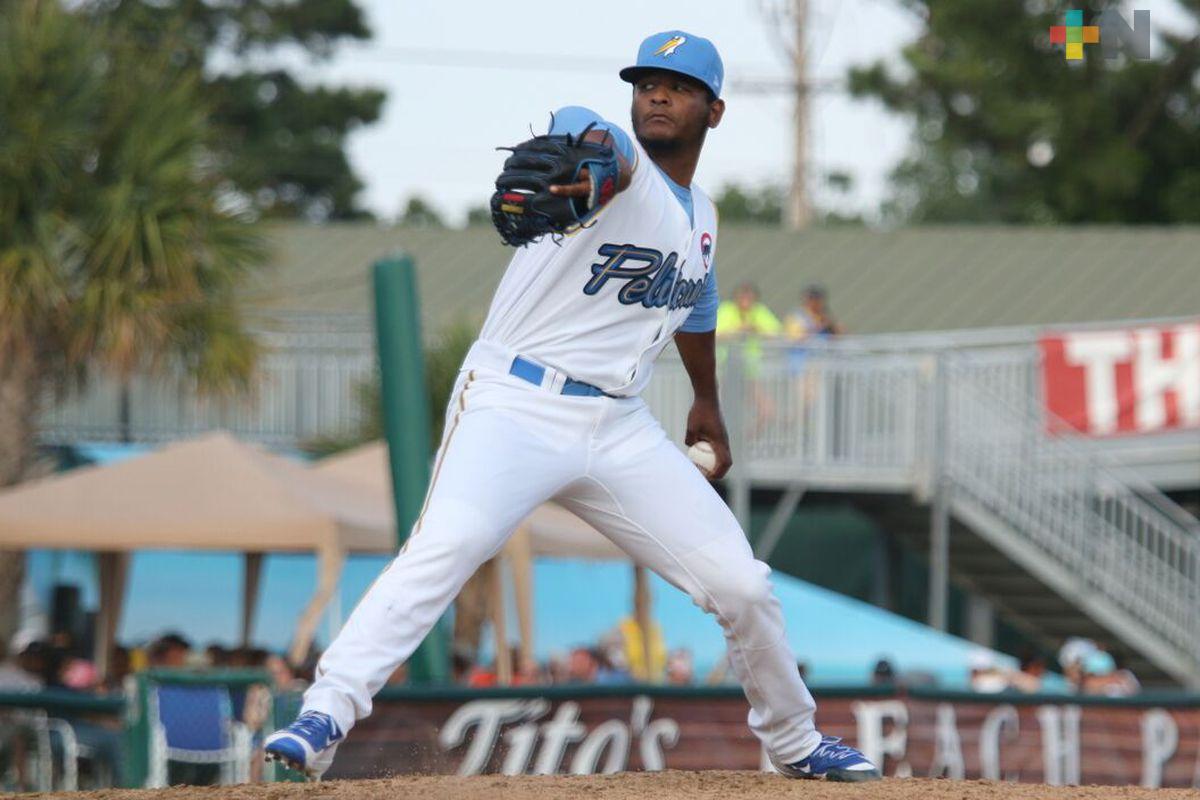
[509,356,610,397]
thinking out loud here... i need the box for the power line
[320,44,842,95]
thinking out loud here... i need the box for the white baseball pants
[302,345,821,765]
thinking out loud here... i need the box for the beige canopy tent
[0,431,396,674]
[315,441,658,684]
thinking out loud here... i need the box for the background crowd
[716,283,843,350]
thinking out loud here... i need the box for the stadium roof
[246,223,1200,334]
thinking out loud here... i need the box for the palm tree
[0,2,267,643]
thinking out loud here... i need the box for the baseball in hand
[687,441,718,475]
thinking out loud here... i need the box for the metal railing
[38,318,375,447]
[942,350,1200,679]
[646,343,935,486]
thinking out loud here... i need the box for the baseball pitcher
[266,30,880,783]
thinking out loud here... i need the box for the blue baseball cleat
[774,735,882,782]
[264,710,343,780]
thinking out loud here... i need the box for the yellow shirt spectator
[716,283,782,371]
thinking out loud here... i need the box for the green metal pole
[123,672,150,787]
[373,255,449,684]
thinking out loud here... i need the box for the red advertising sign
[327,688,1200,788]
[1040,321,1200,436]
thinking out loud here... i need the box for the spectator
[716,281,783,372]
[147,632,192,668]
[1081,648,1140,697]
[968,650,1010,693]
[593,648,631,685]
[17,641,60,687]
[566,647,599,684]
[451,649,474,685]
[717,282,783,345]
[871,658,897,687]
[785,284,843,344]
[265,654,306,692]
[716,283,782,435]
[204,643,229,668]
[1058,637,1091,692]
[665,648,694,686]
[616,616,665,682]
[466,660,498,688]
[512,648,543,687]
[31,643,126,787]
[242,648,271,669]
[58,657,99,691]
[598,631,631,678]
[1010,650,1047,693]
[1057,637,1137,694]
[0,638,41,691]
[782,284,843,428]
[546,651,571,685]
[104,646,131,693]
[224,647,251,668]
[127,645,149,674]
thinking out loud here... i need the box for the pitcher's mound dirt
[9,772,1198,800]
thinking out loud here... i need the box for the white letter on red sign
[1140,708,1179,788]
[1134,325,1200,432]
[1064,332,1132,434]
[534,701,587,775]
[440,699,549,776]
[851,700,909,776]
[929,703,965,779]
[1036,705,1081,786]
[979,704,1020,781]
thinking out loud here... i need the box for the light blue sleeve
[548,105,635,163]
[678,267,719,333]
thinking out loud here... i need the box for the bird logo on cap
[654,35,686,57]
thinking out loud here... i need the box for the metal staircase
[940,350,1200,685]
[855,495,1171,682]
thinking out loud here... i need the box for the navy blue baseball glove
[490,123,620,247]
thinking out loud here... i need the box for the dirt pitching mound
[11,772,1200,800]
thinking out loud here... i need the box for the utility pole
[758,0,813,230]
[787,0,813,230]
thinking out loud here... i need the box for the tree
[465,205,492,226]
[87,0,385,221]
[0,2,266,643]
[849,0,1200,223]
[714,183,785,224]
[305,320,479,458]
[398,195,448,228]
[713,178,863,226]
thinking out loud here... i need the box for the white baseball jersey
[298,106,824,774]
[477,136,718,396]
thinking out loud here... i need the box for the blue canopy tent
[481,559,1019,689]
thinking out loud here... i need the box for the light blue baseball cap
[619,30,724,99]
